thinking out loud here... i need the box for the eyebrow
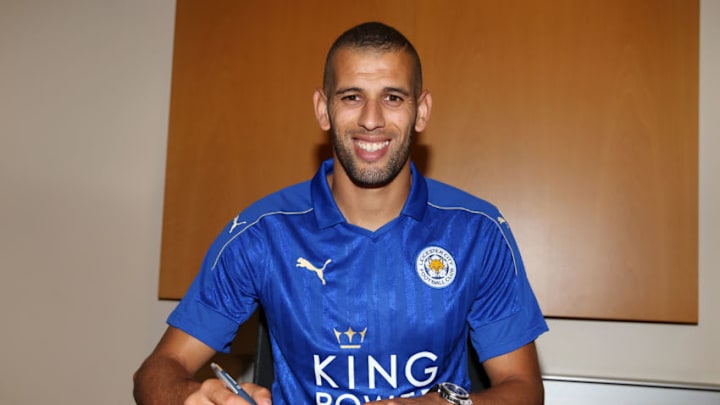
[334,86,411,97]
[334,87,362,97]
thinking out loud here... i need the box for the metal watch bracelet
[432,382,473,405]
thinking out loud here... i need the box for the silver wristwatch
[432,382,473,405]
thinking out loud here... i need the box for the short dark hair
[323,22,423,98]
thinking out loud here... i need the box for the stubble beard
[331,125,413,188]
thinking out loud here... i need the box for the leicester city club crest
[416,246,456,288]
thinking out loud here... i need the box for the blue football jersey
[169,159,548,404]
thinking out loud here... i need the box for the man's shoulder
[424,178,502,217]
[248,180,313,211]
[220,180,314,234]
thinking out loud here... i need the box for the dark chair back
[252,310,275,389]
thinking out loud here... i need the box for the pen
[210,362,258,405]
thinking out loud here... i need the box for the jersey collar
[311,159,428,229]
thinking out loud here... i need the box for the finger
[185,380,224,404]
[199,378,245,405]
[242,383,272,405]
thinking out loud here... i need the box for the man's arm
[133,326,270,405]
[133,326,215,404]
[469,342,544,405]
[374,342,543,405]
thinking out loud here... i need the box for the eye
[340,94,362,104]
[384,94,405,106]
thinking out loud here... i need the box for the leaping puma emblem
[229,216,246,233]
[296,257,331,285]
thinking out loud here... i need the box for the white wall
[543,378,720,405]
[0,1,177,404]
[0,1,716,404]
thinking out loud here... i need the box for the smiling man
[319,46,426,186]
[314,43,430,231]
[134,22,548,405]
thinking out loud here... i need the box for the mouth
[355,139,390,152]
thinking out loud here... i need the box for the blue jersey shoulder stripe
[426,203,520,277]
[210,208,314,271]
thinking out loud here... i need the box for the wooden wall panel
[159,0,418,297]
[413,0,698,322]
[159,0,698,323]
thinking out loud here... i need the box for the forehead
[330,47,415,90]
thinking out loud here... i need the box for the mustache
[343,129,390,137]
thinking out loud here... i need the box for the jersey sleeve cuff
[470,309,549,362]
[167,298,240,353]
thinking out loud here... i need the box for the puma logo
[229,216,246,233]
[296,257,332,285]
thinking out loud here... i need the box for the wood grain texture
[160,0,698,323]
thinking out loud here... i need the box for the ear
[414,90,432,132]
[313,88,331,131]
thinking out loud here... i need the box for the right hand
[185,379,272,405]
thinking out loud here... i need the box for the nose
[358,99,385,131]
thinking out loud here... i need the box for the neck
[329,163,412,232]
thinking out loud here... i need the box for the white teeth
[356,140,389,152]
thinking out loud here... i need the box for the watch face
[441,382,470,398]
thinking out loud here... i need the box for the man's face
[314,48,430,187]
